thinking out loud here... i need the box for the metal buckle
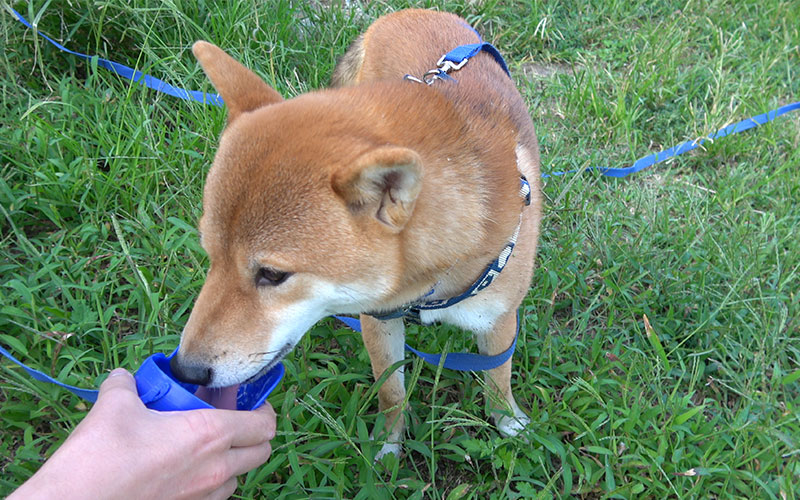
[436,55,469,73]
[405,308,422,324]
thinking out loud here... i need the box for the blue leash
[546,101,800,179]
[6,9,800,383]
[333,312,519,372]
[9,7,222,106]
[12,7,798,179]
[0,344,99,402]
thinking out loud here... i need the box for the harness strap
[368,176,530,323]
[341,174,529,371]
[369,221,520,323]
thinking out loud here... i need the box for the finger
[96,368,138,404]
[208,476,238,500]
[211,403,277,448]
[99,368,135,391]
[253,402,277,440]
[226,441,272,478]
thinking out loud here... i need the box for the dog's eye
[255,267,291,287]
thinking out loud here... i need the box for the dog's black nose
[170,355,213,385]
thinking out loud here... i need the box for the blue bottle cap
[134,350,284,411]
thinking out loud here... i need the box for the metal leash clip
[404,54,468,85]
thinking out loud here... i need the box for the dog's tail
[330,35,365,87]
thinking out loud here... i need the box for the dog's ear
[333,147,422,232]
[192,41,283,122]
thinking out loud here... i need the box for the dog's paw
[496,412,531,437]
[370,427,403,461]
[374,441,402,461]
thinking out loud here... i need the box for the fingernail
[108,368,129,377]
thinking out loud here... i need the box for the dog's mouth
[195,343,292,409]
[242,342,292,385]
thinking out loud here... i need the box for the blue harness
[366,177,530,324]
[335,176,531,371]
[330,33,531,372]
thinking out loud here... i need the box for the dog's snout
[170,355,213,386]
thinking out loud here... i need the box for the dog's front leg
[476,309,530,436]
[359,314,406,459]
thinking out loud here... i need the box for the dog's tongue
[194,384,240,410]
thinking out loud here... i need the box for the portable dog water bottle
[0,344,283,411]
[134,350,284,411]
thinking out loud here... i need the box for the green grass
[1,0,799,498]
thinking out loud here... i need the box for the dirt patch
[520,62,575,80]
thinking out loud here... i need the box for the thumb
[252,402,277,440]
[97,368,138,400]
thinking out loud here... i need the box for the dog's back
[333,9,541,266]
[332,9,541,169]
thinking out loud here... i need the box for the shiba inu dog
[170,8,542,457]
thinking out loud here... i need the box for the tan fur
[173,9,542,453]
[192,41,283,122]
[330,35,365,87]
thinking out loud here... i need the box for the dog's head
[170,42,424,387]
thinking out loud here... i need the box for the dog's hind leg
[359,314,407,459]
[476,308,530,436]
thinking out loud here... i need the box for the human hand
[11,368,276,500]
